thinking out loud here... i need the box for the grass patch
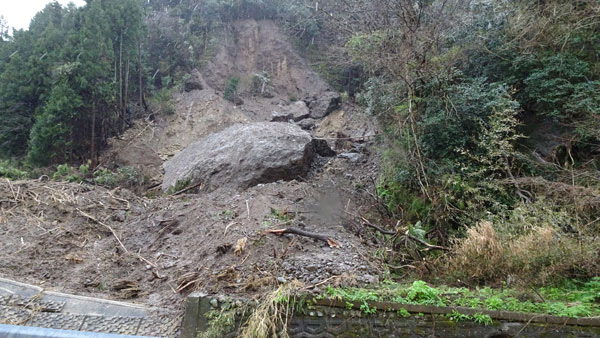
[269,208,293,222]
[320,279,600,318]
[199,307,244,338]
[447,218,600,285]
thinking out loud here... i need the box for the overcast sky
[1,0,86,32]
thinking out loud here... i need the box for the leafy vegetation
[302,0,600,287]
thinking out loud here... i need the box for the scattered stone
[277,276,287,284]
[184,78,203,92]
[271,101,311,122]
[232,97,244,106]
[296,118,316,130]
[338,152,363,163]
[271,111,294,122]
[210,298,219,308]
[112,211,127,222]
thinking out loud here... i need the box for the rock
[184,71,204,92]
[296,118,316,130]
[271,111,294,122]
[271,101,310,122]
[313,139,336,157]
[210,298,219,308]
[162,122,331,192]
[286,101,310,121]
[277,276,287,284]
[308,92,341,119]
[232,97,244,106]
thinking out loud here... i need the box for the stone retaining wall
[182,293,600,338]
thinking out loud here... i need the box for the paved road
[0,278,178,337]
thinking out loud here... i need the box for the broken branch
[77,208,129,254]
[267,227,339,248]
[347,211,449,251]
[173,182,204,196]
[346,211,396,235]
[403,230,450,252]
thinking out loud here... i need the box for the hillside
[0,18,380,321]
[1,0,600,336]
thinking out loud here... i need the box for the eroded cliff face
[103,19,362,185]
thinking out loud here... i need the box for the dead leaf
[64,252,83,263]
[327,238,340,248]
[234,237,247,256]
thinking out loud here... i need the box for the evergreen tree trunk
[124,58,130,127]
[119,30,123,133]
[138,38,143,108]
[91,101,96,168]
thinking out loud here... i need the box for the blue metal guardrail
[0,325,161,338]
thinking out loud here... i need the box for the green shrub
[52,164,73,181]
[0,160,28,180]
[223,76,240,102]
[512,54,600,123]
[94,166,143,188]
[420,78,520,161]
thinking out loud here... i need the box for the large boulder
[162,122,328,192]
[308,92,341,119]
